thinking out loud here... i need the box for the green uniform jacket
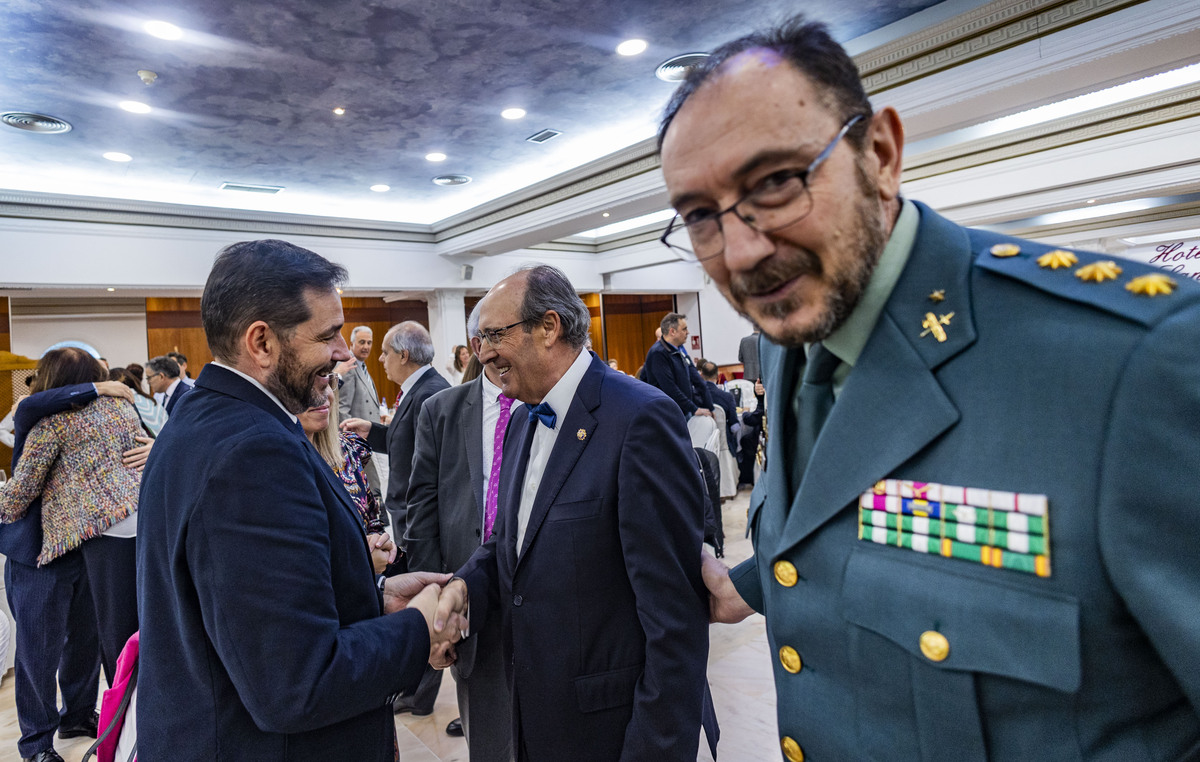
[733,202,1200,760]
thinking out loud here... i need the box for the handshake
[381,572,470,669]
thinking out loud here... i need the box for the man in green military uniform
[658,15,1200,761]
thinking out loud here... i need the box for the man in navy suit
[659,15,1200,759]
[4,379,143,762]
[642,312,712,419]
[145,355,191,414]
[137,240,456,761]
[437,265,713,761]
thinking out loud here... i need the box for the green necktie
[789,343,840,494]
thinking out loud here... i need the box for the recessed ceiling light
[432,174,471,186]
[103,152,132,162]
[425,152,447,162]
[332,107,346,116]
[501,108,526,120]
[1086,199,1097,204]
[143,20,182,40]
[369,184,390,192]
[656,52,710,82]
[106,287,116,292]
[617,39,647,56]
[119,101,151,114]
[602,212,610,217]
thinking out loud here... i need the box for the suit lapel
[764,203,978,560]
[463,379,485,518]
[514,355,602,567]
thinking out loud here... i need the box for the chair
[710,406,739,499]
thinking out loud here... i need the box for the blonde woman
[299,382,396,573]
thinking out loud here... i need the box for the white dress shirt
[516,348,591,554]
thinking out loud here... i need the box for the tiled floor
[0,491,778,761]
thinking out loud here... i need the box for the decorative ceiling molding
[0,191,434,242]
[859,0,1146,93]
[905,83,1200,180]
[990,194,1200,239]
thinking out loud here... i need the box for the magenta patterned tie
[484,394,514,541]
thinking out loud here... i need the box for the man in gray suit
[337,325,383,496]
[407,318,516,759]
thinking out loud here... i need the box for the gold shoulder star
[1075,261,1123,283]
[928,289,945,303]
[990,243,1020,258]
[1037,249,1078,270]
[1125,273,1176,297]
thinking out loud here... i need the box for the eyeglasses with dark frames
[476,319,529,348]
[660,114,864,262]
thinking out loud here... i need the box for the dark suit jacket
[458,354,710,760]
[732,202,1200,759]
[0,384,98,565]
[643,339,710,416]
[738,333,761,382]
[163,378,191,414]
[366,366,450,545]
[137,365,430,761]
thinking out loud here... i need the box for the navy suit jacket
[733,202,1200,759]
[643,339,710,416]
[137,365,430,761]
[367,367,450,544]
[0,384,98,566]
[163,378,191,414]
[458,354,710,760]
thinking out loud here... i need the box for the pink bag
[82,631,138,762]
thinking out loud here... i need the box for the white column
[426,289,467,380]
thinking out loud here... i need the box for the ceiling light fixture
[370,184,390,192]
[332,107,346,116]
[425,152,446,162]
[432,174,471,186]
[119,100,152,114]
[656,52,710,82]
[103,152,133,162]
[143,20,182,40]
[137,70,158,86]
[1,112,72,133]
[106,288,116,292]
[617,39,647,56]
[602,212,610,217]
[501,108,526,120]
[1087,199,1097,204]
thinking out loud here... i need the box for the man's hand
[694,407,714,418]
[122,436,154,471]
[334,358,358,376]
[382,571,454,614]
[433,578,469,636]
[701,549,754,624]
[339,417,372,438]
[754,379,765,397]
[366,532,398,575]
[403,583,462,667]
[95,380,136,404]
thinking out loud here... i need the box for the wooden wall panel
[581,293,602,358]
[600,294,674,377]
[340,298,428,408]
[145,298,211,378]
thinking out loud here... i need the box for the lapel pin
[920,312,955,343]
[1037,249,1078,270]
[928,289,945,303]
[577,428,587,441]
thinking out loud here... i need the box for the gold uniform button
[781,736,804,762]
[990,243,1020,258]
[778,645,802,674]
[773,560,798,587]
[919,630,950,662]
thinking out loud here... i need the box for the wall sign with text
[1119,240,1200,281]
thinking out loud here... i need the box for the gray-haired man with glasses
[659,13,1200,762]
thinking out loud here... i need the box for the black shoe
[23,750,65,762]
[446,717,464,737]
[58,710,98,739]
[392,699,433,717]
